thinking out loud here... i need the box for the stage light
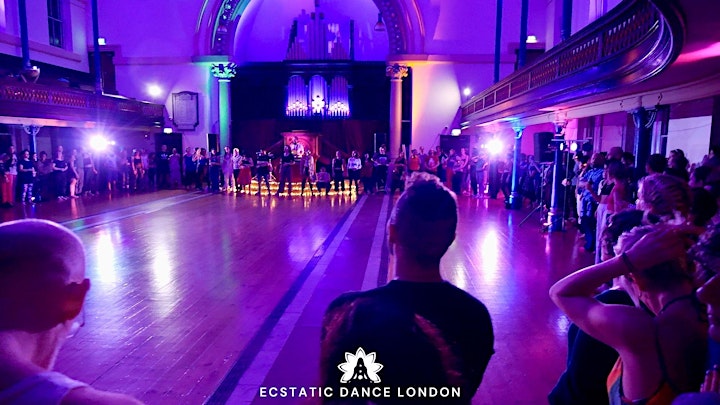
[98,37,106,46]
[163,128,173,134]
[451,129,462,136]
[463,87,471,97]
[89,135,111,151]
[570,142,578,152]
[526,35,538,44]
[487,139,503,155]
[147,84,162,98]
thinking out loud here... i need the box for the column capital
[386,63,409,80]
[211,62,237,80]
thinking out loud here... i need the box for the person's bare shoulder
[62,386,144,405]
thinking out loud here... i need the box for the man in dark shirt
[320,173,494,404]
[255,149,272,195]
[373,146,389,192]
[157,144,170,189]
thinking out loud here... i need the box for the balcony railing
[461,0,684,124]
[0,79,164,129]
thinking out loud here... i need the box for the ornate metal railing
[0,79,164,128]
[461,0,684,124]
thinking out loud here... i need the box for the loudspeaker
[534,132,554,163]
[207,133,219,152]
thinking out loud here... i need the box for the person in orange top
[408,149,421,175]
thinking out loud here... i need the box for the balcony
[0,78,164,130]
[461,0,687,125]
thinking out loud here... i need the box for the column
[508,125,524,210]
[517,0,529,68]
[386,64,408,158]
[91,0,103,94]
[211,62,237,150]
[561,0,573,41]
[493,0,503,83]
[18,0,31,70]
[23,125,40,154]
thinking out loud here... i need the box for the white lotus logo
[338,347,383,383]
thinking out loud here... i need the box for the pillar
[508,125,524,209]
[18,0,30,70]
[91,0,103,94]
[23,125,40,154]
[211,62,237,150]
[386,64,408,159]
[518,0,529,68]
[493,0,503,83]
[561,0,573,41]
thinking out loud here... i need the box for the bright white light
[89,135,110,151]
[487,139,504,155]
[526,35,538,44]
[570,142,578,152]
[98,37,106,46]
[463,87,471,96]
[451,129,462,136]
[147,84,163,98]
[163,128,173,134]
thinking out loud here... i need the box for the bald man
[0,219,141,404]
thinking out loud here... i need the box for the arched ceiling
[195,0,422,58]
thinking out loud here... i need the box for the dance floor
[0,189,593,404]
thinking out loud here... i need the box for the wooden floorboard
[0,189,593,404]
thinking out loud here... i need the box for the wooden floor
[0,188,593,404]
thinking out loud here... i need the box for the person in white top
[347,150,362,193]
[0,219,142,404]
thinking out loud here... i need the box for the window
[47,0,63,48]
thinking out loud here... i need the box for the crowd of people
[2,140,720,405]
[547,144,720,405]
[0,144,184,207]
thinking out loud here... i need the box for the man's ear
[62,279,90,321]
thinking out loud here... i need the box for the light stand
[546,115,568,232]
[519,162,551,227]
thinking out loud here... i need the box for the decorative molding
[113,56,193,66]
[0,32,83,63]
[390,53,516,65]
[208,0,410,56]
[210,62,237,79]
[385,64,409,80]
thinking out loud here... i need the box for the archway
[194,0,422,57]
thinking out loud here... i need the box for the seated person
[320,173,494,403]
[316,166,332,195]
[0,219,142,404]
[551,225,707,405]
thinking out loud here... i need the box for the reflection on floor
[0,190,593,404]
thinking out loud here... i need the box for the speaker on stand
[534,132,555,163]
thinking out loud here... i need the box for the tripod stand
[518,162,551,227]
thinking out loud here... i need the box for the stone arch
[194,0,422,57]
